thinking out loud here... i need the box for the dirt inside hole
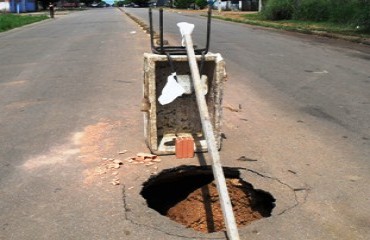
[141,166,275,233]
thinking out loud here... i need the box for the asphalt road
[124,10,370,238]
[129,8,370,140]
[0,7,369,240]
[0,8,154,240]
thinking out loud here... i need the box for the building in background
[0,0,11,11]
[0,0,37,13]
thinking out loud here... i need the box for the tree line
[114,0,369,32]
[261,0,369,31]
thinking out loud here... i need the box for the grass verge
[0,14,49,32]
[212,13,370,43]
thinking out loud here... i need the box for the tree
[39,0,56,10]
[115,0,130,6]
[195,0,208,9]
[81,0,96,6]
[131,0,150,6]
[174,0,194,9]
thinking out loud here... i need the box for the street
[0,8,152,239]
[0,7,369,239]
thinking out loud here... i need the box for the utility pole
[218,0,221,13]
[258,0,262,12]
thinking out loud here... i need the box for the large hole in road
[140,165,276,233]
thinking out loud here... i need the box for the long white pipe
[183,33,240,240]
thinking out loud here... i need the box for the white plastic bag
[158,73,185,105]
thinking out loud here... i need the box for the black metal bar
[149,7,212,55]
[149,8,156,53]
[205,6,212,54]
[166,53,176,75]
[200,51,206,75]
[159,8,164,53]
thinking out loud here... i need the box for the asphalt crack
[121,166,305,238]
[244,168,310,216]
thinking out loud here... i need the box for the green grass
[0,14,48,32]
[213,13,370,40]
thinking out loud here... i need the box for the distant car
[91,2,106,7]
[124,3,139,7]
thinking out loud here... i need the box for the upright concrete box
[142,53,226,155]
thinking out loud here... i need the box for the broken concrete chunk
[113,159,123,165]
[126,153,161,165]
[118,150,128,155]
[107,163,120,169]
[143,158,153,163]
[137,152,156,158]
[135,156,145,162]
[111,178,120,185]
[95,167,107,175]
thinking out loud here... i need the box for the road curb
[118,7,151,34]
[121,7,370,47]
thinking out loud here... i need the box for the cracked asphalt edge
[121,167,306,238]
[122,183,226,239]
[243,168,310,215]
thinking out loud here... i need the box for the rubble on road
[111,178,120,185]
[125,152,161,166]
[118,150,128,155]
[92,151,161,186]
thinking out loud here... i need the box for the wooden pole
[183,33,240,240]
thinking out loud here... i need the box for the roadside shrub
[259,0,369,33]
[351,1,370,31]
[262,0,294,20]
[293,0,330,21]
[328,0,357,23]
[327,0,370,32]
[0,14,48,32]
[195,0,208,9]
[174,0,194,8]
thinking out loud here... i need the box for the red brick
[176,137,194,158]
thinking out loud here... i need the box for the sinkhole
[140,165,276,233]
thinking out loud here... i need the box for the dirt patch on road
[166,178,272,233]
[75,121,119,164]
[74,120,124,186]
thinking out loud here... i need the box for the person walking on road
[49,2,55,18]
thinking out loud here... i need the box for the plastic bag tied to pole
[158,22,195,105]
[158,73,185,105]
[177,22,195,47]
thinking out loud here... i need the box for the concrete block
[142,53,226,155]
